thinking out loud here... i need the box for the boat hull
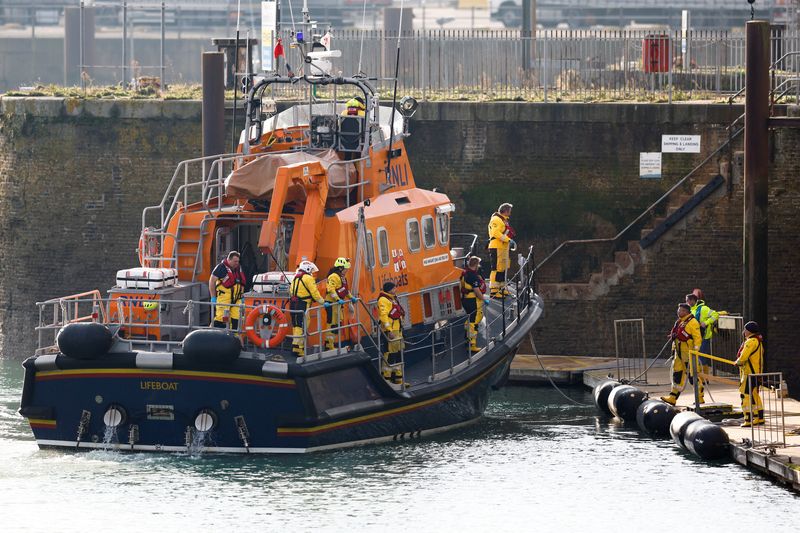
[21,296,541,454]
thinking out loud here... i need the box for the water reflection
[0,359,796,532]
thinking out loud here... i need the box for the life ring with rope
[244,304,290,348]
[138,228,160,268]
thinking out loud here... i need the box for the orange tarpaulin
[225,149,351,200]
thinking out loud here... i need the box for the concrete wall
[1,98,798,393]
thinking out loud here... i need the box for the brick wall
[0,98,204,356]
[767,122,800,391]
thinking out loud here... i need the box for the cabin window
[378,227,390,266]
[366,230,376,268]
[406,218,421,252]
[437,212,450,245]
[422,292,433,320]
[422,215,436,249]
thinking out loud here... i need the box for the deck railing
[35,245,541,388]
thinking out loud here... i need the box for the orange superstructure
[126,76,467,349]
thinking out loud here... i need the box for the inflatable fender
[56,323,113,360]
[608,385,647,422]
[183,329,242,366]
[684,420,730,461]
[593,380,621,415]
[669,411,704,450]
[636,399,678,438]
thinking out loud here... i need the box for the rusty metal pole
[743,20,770,336]
[202,52,225,160]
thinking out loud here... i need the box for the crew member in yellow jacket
[289,261,329,355]
[661,303,704,406]
[324,257,358,350]
[208,251,247,329]
[378,281,406,385]
[734,321,765,427]
[487,202,516,298]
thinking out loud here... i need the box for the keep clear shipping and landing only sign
[640,135,701,179]
[661,135,701,153]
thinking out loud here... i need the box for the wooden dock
[509,354,617,385]
[511,353,800,491]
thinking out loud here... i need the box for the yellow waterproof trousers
[488,245,510,297]
[664,345,705,404]
[739,372,764,422]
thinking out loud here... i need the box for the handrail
[689,349,736,367]
[533,126,744,274]
[730,51,800,103]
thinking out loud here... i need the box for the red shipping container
[642,35,671,73]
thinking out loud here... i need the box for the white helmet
[298,260,319,274]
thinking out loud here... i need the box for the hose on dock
[619,338,673,385]
[528,332,591,407]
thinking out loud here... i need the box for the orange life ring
[138,230,159,268]
[245,304,290,348]
[346,317,360,344]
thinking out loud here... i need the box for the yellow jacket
[690,300,720,340]
[290,273,324,304]
[676,314,702,355]
[378,292,403,332]
[488,213,511,249]
[735,335,764,375]
[325,271,352,302]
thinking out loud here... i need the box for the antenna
[384,0,406,183]
[231,0,243,153]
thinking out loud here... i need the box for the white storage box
[252,271,293,295]
[116,267,178,290]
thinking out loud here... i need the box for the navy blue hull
[20,297,540,454]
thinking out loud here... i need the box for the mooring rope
[528,332,591,407]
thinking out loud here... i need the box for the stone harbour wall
[1,98,798,394]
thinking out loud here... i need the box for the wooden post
[743,20,770,336]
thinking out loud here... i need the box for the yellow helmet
[334,257,351,269]
[142,301,158,311]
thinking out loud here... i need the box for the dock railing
[689,350,787,448]
[613,318,648,384]
[35,245,540,389]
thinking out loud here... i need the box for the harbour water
[1,358,796,532]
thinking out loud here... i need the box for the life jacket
[345,98,365,116]
[693,301,709,335]
[670,315,698,342]
[460,269,486,298]
[489,212,516,241]
[380,291,405,320]
[291,272,314,302]
[217,260,246,289]
[334,272,350,299]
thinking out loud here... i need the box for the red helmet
[692,288,704,300]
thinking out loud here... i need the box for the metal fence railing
[613,318,647,384]
[6,1,799,101]
[747,372,787,449]
[711,314,743,378]
[259,27,800,102]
